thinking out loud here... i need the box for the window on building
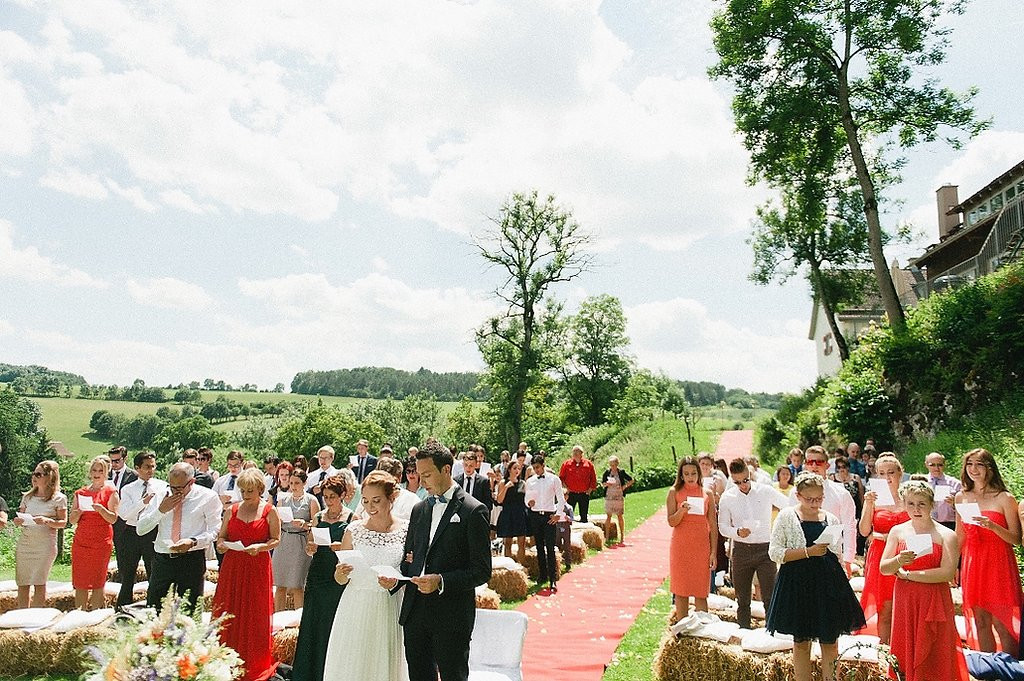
[1008,186,1017,201]
[968,209,977,225]
[991,194,1004,212]
[978,203,989,219]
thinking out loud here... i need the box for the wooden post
[672,445,677,465]
[629,455,634,472]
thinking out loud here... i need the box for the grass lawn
[603,580,672,681]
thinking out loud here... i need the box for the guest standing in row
[292,475,353,681]
[801,447,857,573]
[114,451,165,608]
[70,455,119,611]
[559,445,597,524]
[859,453,909,643]
[525,454,566,592]
[602,456,633,546]
[496,459,529,563]
[925,452,961,530]
[14,460,67,608]
[668,457,717,622]
[273,468,318,612]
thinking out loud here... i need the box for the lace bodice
[347,519,408,591]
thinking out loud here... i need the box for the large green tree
[0,389,51,503]
[711,0,986,333]
[475,191,591,449]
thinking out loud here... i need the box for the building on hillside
[912,158,1024,297]
[808,264,919,378]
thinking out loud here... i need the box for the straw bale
[488,567,529,602]
[567,541,587,565]
[580,528,605,551]
[206,569,220,583]
[475,587,501,610]
[519,550,564,581]
[55,626,114,673]
[106,565,147,583]
[0,625,114,676]
[717,586,736,600]
[271,627,299,665]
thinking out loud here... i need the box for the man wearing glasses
[107,446,137,491]
[718,459,790,628]
[800,446,857,573]
[925,452,961,530]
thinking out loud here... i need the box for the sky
[2,0,1023,395]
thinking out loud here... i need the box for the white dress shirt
[136,484,222,554]
[304,465,340,492]
[718,482,790,544]
[117,477,168,527]
[429,484,457,544]
[213,472,240,497]
[391,488,421,522]
[523,473,566,513]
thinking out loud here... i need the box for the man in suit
[108,446,138,598]
[454,449,493,513]
[388,439,490,681]
[352,439,378,483]
[114,451,167,607]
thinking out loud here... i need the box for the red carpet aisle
[713,429,755,463]
[516,511,673,681]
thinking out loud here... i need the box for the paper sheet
[335,550,369,571]
[16,512,38,525]
[702,478,715,492]
[276,505,294,524]
[77,494,95,511]
[686,496,705,515]
[955,502,982,525]
[452,460,464,480]
[933,485,952,504]
[373,565,411,581]
[223,540,247,552]
[868,478,896,506]
[478,462,492,477]
[311,527,332,546]
[814,525,842,545]
[349,455,359,468]
[904,533,933,556]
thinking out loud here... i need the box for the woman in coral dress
[70,455,119,611]
[880,480,967,681]
[857,453,909,643]
[213,469,281,681]
[667,457,718,622]
[956,448,1022,653]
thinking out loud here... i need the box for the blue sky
[1,0,1022,394]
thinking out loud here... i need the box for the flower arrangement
[84,595,242,681]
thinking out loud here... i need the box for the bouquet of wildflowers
[84,594,242,681]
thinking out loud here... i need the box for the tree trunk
[808,262,850,361]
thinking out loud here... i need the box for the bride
[323,470,409,681]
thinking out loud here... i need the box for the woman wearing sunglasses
[13,461,68,608]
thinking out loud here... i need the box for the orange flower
[177,654,198,680]
[197,654,210,665]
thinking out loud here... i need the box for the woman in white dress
[323,470,409,681]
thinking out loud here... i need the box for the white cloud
[125,277,215,310]
[39,167,109,200]
[159,189,209,214]
[626,297,817,393]
[0,319,13,335]
[106,179,157,212]
[0,219,108,288]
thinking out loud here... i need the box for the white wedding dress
[323,518,410,681]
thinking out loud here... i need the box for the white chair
[468,608,529,681]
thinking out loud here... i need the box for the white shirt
[117,477,168,527]
[136,484,222,554]
[429,484,457,544]
[305,465,340,492]
[753,468,773,486]
[523,473,566,513]
[213,472,241,497]
[391,488,420,522]
[718,482,789,544]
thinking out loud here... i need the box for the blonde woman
[70,455,119,610]
[14,460,68,608]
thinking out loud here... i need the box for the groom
[394,439,491,681]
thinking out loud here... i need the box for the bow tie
[536,474,545,479]
[427,495,448,507]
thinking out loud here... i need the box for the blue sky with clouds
[2,0,1022,394]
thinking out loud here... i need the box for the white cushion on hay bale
[204,581,217,597]
[0,580,18,592]
[739,628,793,653]
[468,608,527,681]
[0,607,63,631]
[837,634,881,662]
[671,611,719,637]
[271,609,302,633]
[51,608,115,633]
[133,581,148,595]
[955,614,967,641]
[102,583,121,596]
[849,575,865,592]
[45,582,74,595]
[491,556,525,572]
[705,593,738,611]
[749,600,766,620]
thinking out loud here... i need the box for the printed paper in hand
[868,478,896,506]
[523,486,539,509]
[955,502,982,525]
[702,478,714,492]
[311,527,332,546]
[276,506,294,524]
[223,540,247,552]
[478,462,492,477]
[373,565,410,581]
[16,512,38,525]
[229,488,242,503]
[349,455,359,468]
[336,550,369,571]
[686,496,705,515]
[452,460,464,480]
[933,485,952,504]
[814,525,842,545]
[904,533,933,556]
[77,494,95,511]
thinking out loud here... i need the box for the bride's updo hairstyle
[362,470,399,501]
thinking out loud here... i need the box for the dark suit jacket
[353,454,378,483]
[398,486,491,627]
[454,472,493,512]
[109,468,138,492]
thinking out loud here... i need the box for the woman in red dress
[213,468,281,681]
[857,453,909,643]
[956,448,1022,653]
[70,455,119,610]
[667,457,718,622]
[881,480,967,681]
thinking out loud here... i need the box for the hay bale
[271,627,299,665]
[568,542,587,565]
[206,569,220,583]
[519,550,564,582]
[0,625,115,676]
[488,568,529,602]
[580,527,605,551]
[55,626,114,674]
[44,591,118,612]
[106,565,147,583]
[475,587,501,610]
[718,586,736,600]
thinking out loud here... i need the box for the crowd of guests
[2,439,629,681]
[668,444,1024,681]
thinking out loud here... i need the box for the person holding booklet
[857,453,909,643]
[667,457,718,623]
[879,480,968,681]
[272,468,319,611]
[955,447,1022,653]
[322,470,408,681]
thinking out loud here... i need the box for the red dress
[888,541,968,681]
[669,485,713,599]
[961,510,1023,652]
[213,503,276,681]
[859,507,909,634]
[71,485,115,589]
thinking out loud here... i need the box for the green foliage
[272,403,386,459]
[151,416,227,455]
[630,465,677,493]
[444,398,492,454]
[348,391,442,452]
[605,370,688,426]
[229,418,279,459]
[0,388,51,505]
[290,366,486,401]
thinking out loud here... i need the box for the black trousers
[403,597,473,681]
[114,523,157,607]
[147,550,206,613]
[567,491,590,523]
[530,511,558,585]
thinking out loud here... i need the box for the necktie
[427,494,448,508]
[320,470,327,483]
[113,470,120,486]
[142,480,149,496]
[227,474,236,490]
[467,477,474,496]
[171,501,183,543]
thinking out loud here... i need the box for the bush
[630,464,677,492]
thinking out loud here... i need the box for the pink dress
[71,485,115,589]
[961,510,1023,652]
[669,485,714,598]
[859,507,909,634]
